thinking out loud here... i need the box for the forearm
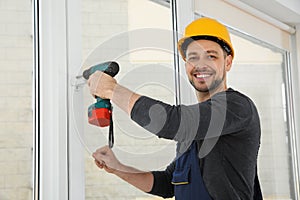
[111,84,141,115]
[113,164,154,193]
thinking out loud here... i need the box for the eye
[187,56,199,62]
[207,55,217,60]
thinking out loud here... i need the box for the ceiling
[238,0,300,25]
[150,0,300,25]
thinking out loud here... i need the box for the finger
[92,149,108,161]
[88,73,100,95]
[94,158,106,166]
[89,71,103,85]
[94,159,100,166]
[89,81,96,96]
[93,146,112,164]
[92,152,98,159]
[92,153,103,164]
[94,160,104,169]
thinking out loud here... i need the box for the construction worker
[89,17,263,199]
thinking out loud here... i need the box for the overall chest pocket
[171,141,211,200]
[172,164,192,199]
[171,165,191,185]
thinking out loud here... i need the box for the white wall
[0,0,33,199]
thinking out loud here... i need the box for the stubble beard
[190,65,226,93]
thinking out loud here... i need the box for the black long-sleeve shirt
[131,88,262,200]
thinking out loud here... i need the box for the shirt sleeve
[130,91,253,142]
[148,161,175,198]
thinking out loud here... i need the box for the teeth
[196,74,210,78]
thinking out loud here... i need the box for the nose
[187,62,209,71]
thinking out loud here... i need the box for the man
[89,17,263,199]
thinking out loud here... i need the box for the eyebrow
[187,50,220,57]
[206,50,219,55]
[187,52,198,57]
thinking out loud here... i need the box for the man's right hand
[92,145,154,193]
[92,145,121,174]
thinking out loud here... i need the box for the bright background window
[78,0,176,199]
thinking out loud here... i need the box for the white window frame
[33,0,84,199]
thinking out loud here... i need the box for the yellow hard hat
[178,17,234,61]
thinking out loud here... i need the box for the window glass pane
[0,0,33,199]
[228,33,294,199]
[78,0,176,199]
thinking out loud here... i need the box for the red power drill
[82,61,119,148]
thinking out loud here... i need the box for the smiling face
[185,39,233,98]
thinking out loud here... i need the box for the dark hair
[181,35,232,58]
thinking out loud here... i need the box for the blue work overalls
[172,141,212,200]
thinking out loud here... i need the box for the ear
[225,55,233,72]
